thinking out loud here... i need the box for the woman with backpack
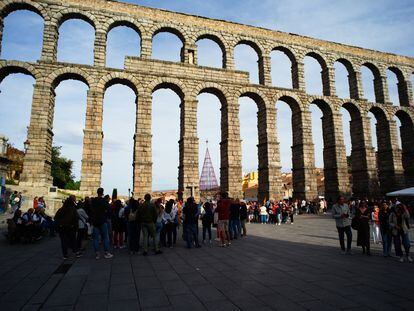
[126,198,141,254]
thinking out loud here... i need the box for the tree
[51,146,80,190]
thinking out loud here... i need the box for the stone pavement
[0,214,413,311]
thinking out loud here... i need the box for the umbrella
[386,187,414,197]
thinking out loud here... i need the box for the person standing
[126,198,141,255]
[379,202,392,257]
[54,195,81,260]
[240,200,248,237]
[259,204,267,224]
[90,188,114,260]
[355,200,371,256]
[201,201,213,244]
[215,192,231,247]
[183,197,201,249]
[332,196,352,254]
[230,199,241,238]
[76,201,89,252]
[371,205,381,244]
[389,204,412,263]
[163,199,177,248]
[141,194,161,255]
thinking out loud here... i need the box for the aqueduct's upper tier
[1,0,414,201]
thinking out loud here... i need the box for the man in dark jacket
[141,193,161,255]
[229,199,241,239]
[55,195,80,259]
[183,197,201,249]
[90,188,113,260]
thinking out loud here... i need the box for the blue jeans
[185,223,199,248]
[93,223,110,253]
[260,215,267,224]
[394,231,410,257]
[230,219,241,238]
[337,226,352,251]
[380,229,392,256]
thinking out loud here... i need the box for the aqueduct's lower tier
[1,57,413,201]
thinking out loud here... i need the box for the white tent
[386,187,414,197]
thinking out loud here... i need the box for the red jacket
[216,199,231,220]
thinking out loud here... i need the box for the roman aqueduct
[0,0,413,201]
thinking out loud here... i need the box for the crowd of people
[6,194,55,243]
[51,189,259,259]
[4,187,413,263]
[333,196,412,262]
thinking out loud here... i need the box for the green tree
[51,146,80,190]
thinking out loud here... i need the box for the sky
[0,0,413,194]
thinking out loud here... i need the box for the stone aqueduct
[0,0,413,201]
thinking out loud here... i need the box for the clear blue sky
[0,0,413,194]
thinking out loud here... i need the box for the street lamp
[23,139,30,153]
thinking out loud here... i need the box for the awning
[386,187,414,197]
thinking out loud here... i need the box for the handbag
[351,216,359,230]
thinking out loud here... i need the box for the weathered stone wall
[0,0,413,201]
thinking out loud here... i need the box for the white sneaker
[399,256,404,263]
[104,253,114,259]
[407,256,413,263]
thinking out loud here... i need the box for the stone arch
[105,18,142,37]
[46,67,92,90]
[304,51,331,96]
[335,58,360,99]
[341,101,379,198]
[0,1,47,57]
[388,66,410,106]
[54,9,97,30]
[149,77,186,100]
[193,82,228,106]
[270,46,298,89]
[0,0,47,19]
[0,62,38,83]
[235,39,263,57]
[237,87,268,110]
[369,105,404,193]
[97,72,143,96]
[195,33,226,68]
[361,62,384,103]
[152,25,186,44]
[395,109,414,186]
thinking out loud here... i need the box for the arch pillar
[179,99,199,200]
[374,75,390,104]
[20,82,55,191]
[349,70,364,100]
[258,55,272,86]
[224,47,235,70]
[181,43,197,65]
[320,112,351,200]
[292,61,305,91]
[40,21,58,62]
[397,79,410,107]
[94,30,106,67]
[140,34,152,59]
[406,79,413,106]
[221,97,242,199]
[322,66,335,96]
[80,89,104,195]
[133,94,152,198]
[400,118,414,186]
[348,115,380,199]
[376,118,405,194]
[291,109,318,200]
[257,105,282,201]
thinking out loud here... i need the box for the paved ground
[0,214,413,311]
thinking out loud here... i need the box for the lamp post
[128,188,131,198]
[23,139,30,154]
